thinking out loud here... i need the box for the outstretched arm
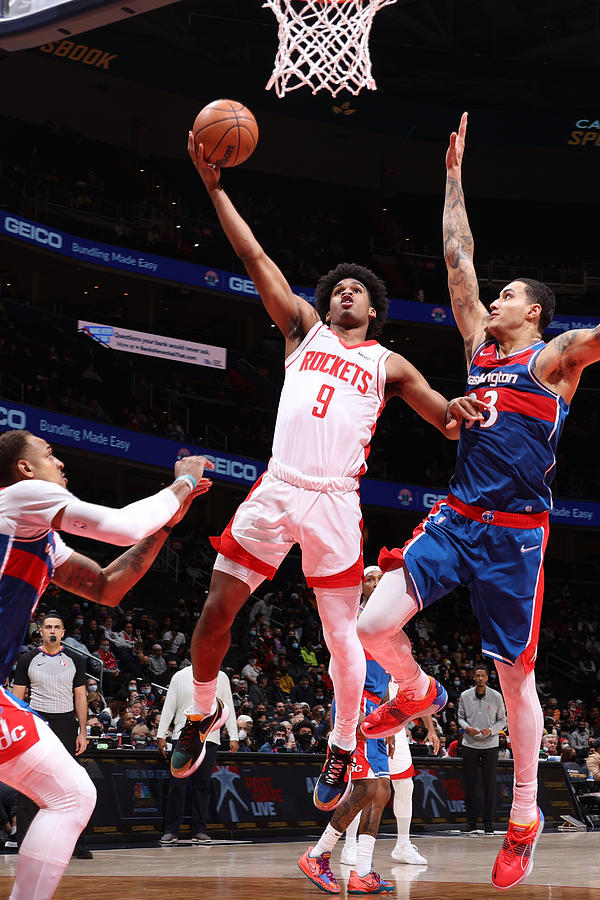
[385,353,486,439]
[188,133,318,350]
[52,487,206,606]
[533,325,600,403]
[443,112,489,364]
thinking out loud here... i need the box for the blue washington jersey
[451,340,570,513]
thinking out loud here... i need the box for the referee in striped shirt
[12,610,93,858]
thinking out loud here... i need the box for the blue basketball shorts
[379,495,550,670]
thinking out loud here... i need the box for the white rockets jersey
[271,321,391,480]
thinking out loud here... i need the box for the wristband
[174,474,197,491]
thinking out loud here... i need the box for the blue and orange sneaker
[313,743,354,811]
[347,870,395,893]
[361,678,447,739]
[491,807,544,890]
[170,698,229,779]
[298,848,341,893]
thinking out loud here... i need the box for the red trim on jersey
[473,341,541,369]
[378,500,445,572]
[390,764,415,780]
[521,515,550,674]
[470,385,557,423]
[334,334,379,350]
[363,687,385,704]
[3,548,49,592]
[307,553,364,588]
[284,322,323,369]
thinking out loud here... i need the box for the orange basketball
[192,99,258,168]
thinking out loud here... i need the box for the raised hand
[188,131,221,190]
[446,111,468,174]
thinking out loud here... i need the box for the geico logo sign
[204,455,258,481]
[4,217,62,249]
[0,407,26,429]
[228,276,259,296]
[0,718,27,751]
[423,492,447,508]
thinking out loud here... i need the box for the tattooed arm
[533,325,600,403]
[51,489,205,607]
[443,112,489,365]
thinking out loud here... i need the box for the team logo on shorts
[482,510,495,523]
[397,488,413,507]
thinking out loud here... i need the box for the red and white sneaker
[348,870,395,893]
[491,807,544,890]
[361,677,447,739]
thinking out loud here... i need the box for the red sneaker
[298,848,341,893]
[491,808,544,890]
[361,678,447,739]
[347,870,395,893]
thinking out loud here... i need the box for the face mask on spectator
[76,617,84,625]
[292,642,299,649]
[142,688,151,695]
[238,729,247,740]
[297,732,312,750]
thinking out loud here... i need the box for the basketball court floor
[1,832,599,899]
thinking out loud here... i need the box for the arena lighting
[0,0,181,51]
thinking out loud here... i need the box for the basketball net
[263,0,397,98]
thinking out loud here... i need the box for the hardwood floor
[1,832,599,899]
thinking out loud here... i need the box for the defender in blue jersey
[0,429,211,900]
[358,112,600,891]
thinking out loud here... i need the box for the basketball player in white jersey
[0,429,211,900]
[173,133,486,809]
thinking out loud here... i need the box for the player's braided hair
[315,263,389,339]
[0,429,32,488]
[516,277,556,334]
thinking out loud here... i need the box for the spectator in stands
[561,745,584,778]
[266,673,286,707]
[236,715,255,752]
[249,592,275,625]
[587,739,600,782]
[249,673,269,707]
[541,735,560,761]
[290,675,315,707]
[278,658,294,695]
[259,724,289,754]
[241,653,261,685]
[162,622,186,658]
[148,643,167,680]
[93,638,120,695]
[299,639,318,669]
[569,719,590,755]
[294,719,316,753]
[232,679,250,710]
[116,708,136,739]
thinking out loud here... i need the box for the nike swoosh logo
[520,544,540,553]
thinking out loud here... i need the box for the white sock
[345,811,360,854]
[190,677,218,716]
[356,834,376,877]
[310,823,343,857]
